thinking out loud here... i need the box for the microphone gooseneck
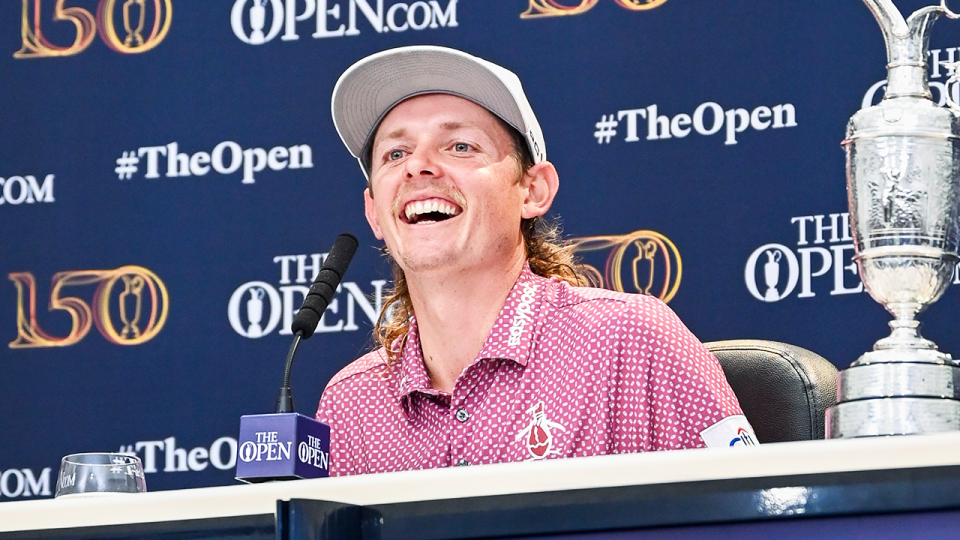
[275,332,302,413]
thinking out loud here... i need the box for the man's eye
[388,150,404,161]
[453,143,470,152]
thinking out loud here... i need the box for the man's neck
[406,252,527,394]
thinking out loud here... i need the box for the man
[317,46,754,476]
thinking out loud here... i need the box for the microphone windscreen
[306,279,337,304]
[290,233,359,339]
[291,310,321,339]
[300,294,330,315]
[322,233,359,276]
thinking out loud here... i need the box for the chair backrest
[704,340,838,443]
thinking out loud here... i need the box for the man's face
[364,93,527,276]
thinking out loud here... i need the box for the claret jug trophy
[826,0,960,438]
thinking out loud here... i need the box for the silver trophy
[826,0,960,438]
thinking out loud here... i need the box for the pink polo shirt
[316,265,749,476]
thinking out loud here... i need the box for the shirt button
[455,409,470,422]
[456,459,470,467]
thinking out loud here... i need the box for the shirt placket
[446,361,499,467]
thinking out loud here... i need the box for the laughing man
[316,46,754,475]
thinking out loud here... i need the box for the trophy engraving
[826,0,960,438]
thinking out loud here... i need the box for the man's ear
[520,161,559,219]
[364,188,384,240]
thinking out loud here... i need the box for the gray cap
[331,45,547,179]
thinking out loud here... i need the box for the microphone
[277,233,358,413]
[235,233,358,483]
[291,233,359,339]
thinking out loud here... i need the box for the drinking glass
[55,453,146,498]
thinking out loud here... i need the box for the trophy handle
[942,0,960,18]
[945,66,960,111]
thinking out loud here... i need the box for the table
[3,432,960,539]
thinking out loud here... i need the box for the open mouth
[402,199,462,225]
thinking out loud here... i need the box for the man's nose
[404,147,440,179]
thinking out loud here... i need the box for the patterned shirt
[316,265,749,476]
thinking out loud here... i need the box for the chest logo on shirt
[515,401,566,459]
[507,284,538,346]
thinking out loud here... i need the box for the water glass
[55,453,146,498]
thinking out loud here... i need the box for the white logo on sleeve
[699,415,758,448]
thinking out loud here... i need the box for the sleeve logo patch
[699,415,758,448]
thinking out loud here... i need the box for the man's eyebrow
[439,121,484,132]
[374,121,491,147]
[375,127,409,144]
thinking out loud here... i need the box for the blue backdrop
[2,0,959,498]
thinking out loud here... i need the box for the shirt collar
[396,264,550,404]
[475,264,547,368]
[397,316,442,402]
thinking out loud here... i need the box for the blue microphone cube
[235,413,331,482]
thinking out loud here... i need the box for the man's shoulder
[325,348,392,390]
[550,280,668,321]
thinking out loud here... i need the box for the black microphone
[291,233,359,339]
[277,233,358,413]
[235,233,358,483]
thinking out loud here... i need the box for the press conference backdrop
[1,0,958,499]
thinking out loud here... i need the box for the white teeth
[404,199,459,223]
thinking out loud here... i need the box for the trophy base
[838,362,960,401]
[826,397,960,438]
[827,362,960,438]
[852,345,952,367]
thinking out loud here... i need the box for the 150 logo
[9,266,169,348]
[522,0,667,19]
[570,230,681,302]
[15,0,172,59]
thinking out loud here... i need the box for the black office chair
[704,340,838,443]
